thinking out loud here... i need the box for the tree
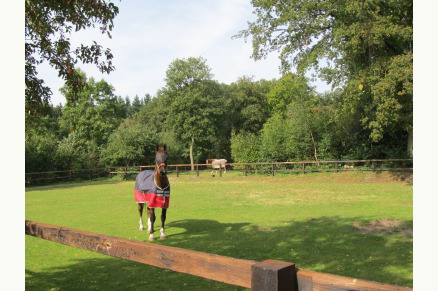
[230,131,262,163]
[261,74,331,162]
[25,0,119,115]
[226,76,272,135]
[59,70,126,167]
[235,0,412,144]
[267,73,312,115]
[163,57,223,170]
[164,57,213,91]
[101,119,157,167]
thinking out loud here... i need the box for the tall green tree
[163,57,223,169]
[262,73,321,162]
[25,0,119,116]
[101,118,157,167]
[267,73,312,115]
[226,76,272,135]
[59,70,126,167]
[236,0,412,145]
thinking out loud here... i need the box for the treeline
[25,57,411,173]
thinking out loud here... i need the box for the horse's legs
[160,208,167,240]
[138,203,145,230]
[147,207,156,241]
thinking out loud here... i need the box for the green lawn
[25,171,413,290]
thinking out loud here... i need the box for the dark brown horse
[135,145,170,241]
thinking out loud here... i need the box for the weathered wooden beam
[296,269,412,291]
[25,220,255,288]
[26,220,412,291]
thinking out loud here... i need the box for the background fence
[25,220,412,291]
[25,159,413,185]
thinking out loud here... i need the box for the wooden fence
[25,220,412,291]
[25,159,413,185]
[164,159,413,177]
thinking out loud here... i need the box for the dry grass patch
[353,219,413,235]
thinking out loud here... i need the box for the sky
[37,0,331,105]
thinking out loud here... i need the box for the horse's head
[155,144,168,176]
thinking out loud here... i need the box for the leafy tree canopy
[164,56,213,91]
[25,0,119,115]
[235,0,412,142]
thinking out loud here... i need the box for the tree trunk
[407,128,413,158]
[310,130,319,165]
[190,135,195,171]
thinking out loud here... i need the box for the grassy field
[25,171,413,290]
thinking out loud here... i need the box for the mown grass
[25,171,413,290]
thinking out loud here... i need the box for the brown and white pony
[135,145,169,241]
[206,159,227,176]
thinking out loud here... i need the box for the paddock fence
[25,220,412,291]
[163,159,413,177]
[25,159,413,185]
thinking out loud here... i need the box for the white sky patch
[36,0,330,105]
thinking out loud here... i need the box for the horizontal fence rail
[25,220,412,290]
[25,159,413,185]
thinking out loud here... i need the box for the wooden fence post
[372,160,376,172]
[244,164,247,176]
[176,166,179,177]
[251,260,297,291]
[271,163,275,176]
[335,162,338,173]
[302,163,306,174]
[196,164,199,176]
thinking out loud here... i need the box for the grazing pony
[135,145,170,241]
[206,159,227,176]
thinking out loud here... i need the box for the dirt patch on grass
[253,226,272,232]
[354,219,413,235]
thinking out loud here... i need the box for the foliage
[55,132,89,170]
[230,131,262,163]
[101,119,156,167]
[25,127,59,173]
[226,76,272,135]
[164,56,213,91]
[161,57,225,167]
[25,55,412,172]
[25,0,119,114]
[235,0,413,142]
[59,70,126,150]
[267,73,311,115]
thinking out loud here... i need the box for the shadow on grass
[25,217,412,290]
[25,179,125,192]
[388,171,413,185]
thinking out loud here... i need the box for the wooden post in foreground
[252,260,297,291]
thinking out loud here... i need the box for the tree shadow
[25,180,124,192]
[388,171,413,185]
[26,217,412,290]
